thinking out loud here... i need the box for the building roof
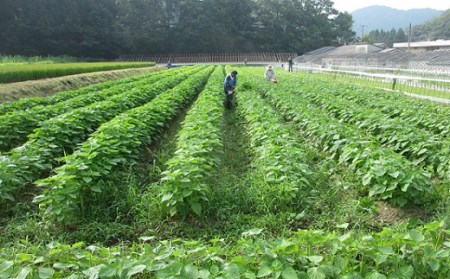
[304,46,336,56]
[394,40,450,48]
[325,44,383,56]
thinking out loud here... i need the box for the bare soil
[374,201,432,225]
[0,66,163,104]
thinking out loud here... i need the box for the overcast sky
[333,0,450,13]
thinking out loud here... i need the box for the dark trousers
[225,91,234,109]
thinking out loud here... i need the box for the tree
[0,0,357,58]
[395,28,407,43]
[413,9,450,41]
[251,0,341,53]
[333,11,356,45]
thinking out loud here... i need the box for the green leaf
[405,230,424,242]
[428,259,440,272]
[434,249,450,259]
[17,253,33,263]
[224,263,240,279]
[282,266,298,279]
[199,269,211,279]
[127,265,147,277]
[307,267,325,279]
[241,228,264,237]
[190,202,202,215]
[378,246,394,255]
[336,223,349,229]
[38,267,55,279]
[210,265,220,275]
[53,262,75,270]
[338,273,362,279]
[257,266,272,278]
[362,173,372,186]
[307,256,323,265]
[243,271,257,279]
[389,171,400,178]
[83,176,92,183]
[182,264,199,279]
[161,193,173,202]
[339,232,352,242]
[90,186,102,193]
[0,261,13,272]
[364,271,387,279]
[390,265,414,279]
[16,267,32,279]
[99,265,117,277]
[139,236,155,242]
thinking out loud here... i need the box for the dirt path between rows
[0,66,163,104]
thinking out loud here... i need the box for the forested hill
[412,9,450,40]
[0,0,355,59]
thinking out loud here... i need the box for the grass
[0,66,162,104]
[0,62,156,84]
[0,55,83,65]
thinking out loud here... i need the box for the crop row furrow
[33,66,214,223]
[235,86,314,212]
[0,66,207,204]
[160,66,225,216]
[0,67,195,152]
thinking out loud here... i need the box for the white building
[394,40,450,52]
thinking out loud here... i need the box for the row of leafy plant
[287,80,450,180]
[33,66,214,224]
[0,67,166,116]
[328,83,450,138]
[234,85,315,213]
[1,222,448,278]
[160,66,225,216]
[240,68,432,206]
[0,67,192,152]
[0,66,206,205]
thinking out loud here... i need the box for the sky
[332,0,450,13]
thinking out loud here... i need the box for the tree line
[0,0,355,59]
[363,29,408,48]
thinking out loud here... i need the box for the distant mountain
[351,5,443,36]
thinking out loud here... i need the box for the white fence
[294,64,450,104]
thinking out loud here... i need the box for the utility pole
[408,23,412,51]
[361,25,367,41]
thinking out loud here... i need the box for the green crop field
[0,61,155,84]
[0,66,449,278]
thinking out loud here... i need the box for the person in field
[288,57,294,72]
[223,70,238,109]
[264,65,277,83]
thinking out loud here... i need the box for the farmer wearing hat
[264,65,277,83]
